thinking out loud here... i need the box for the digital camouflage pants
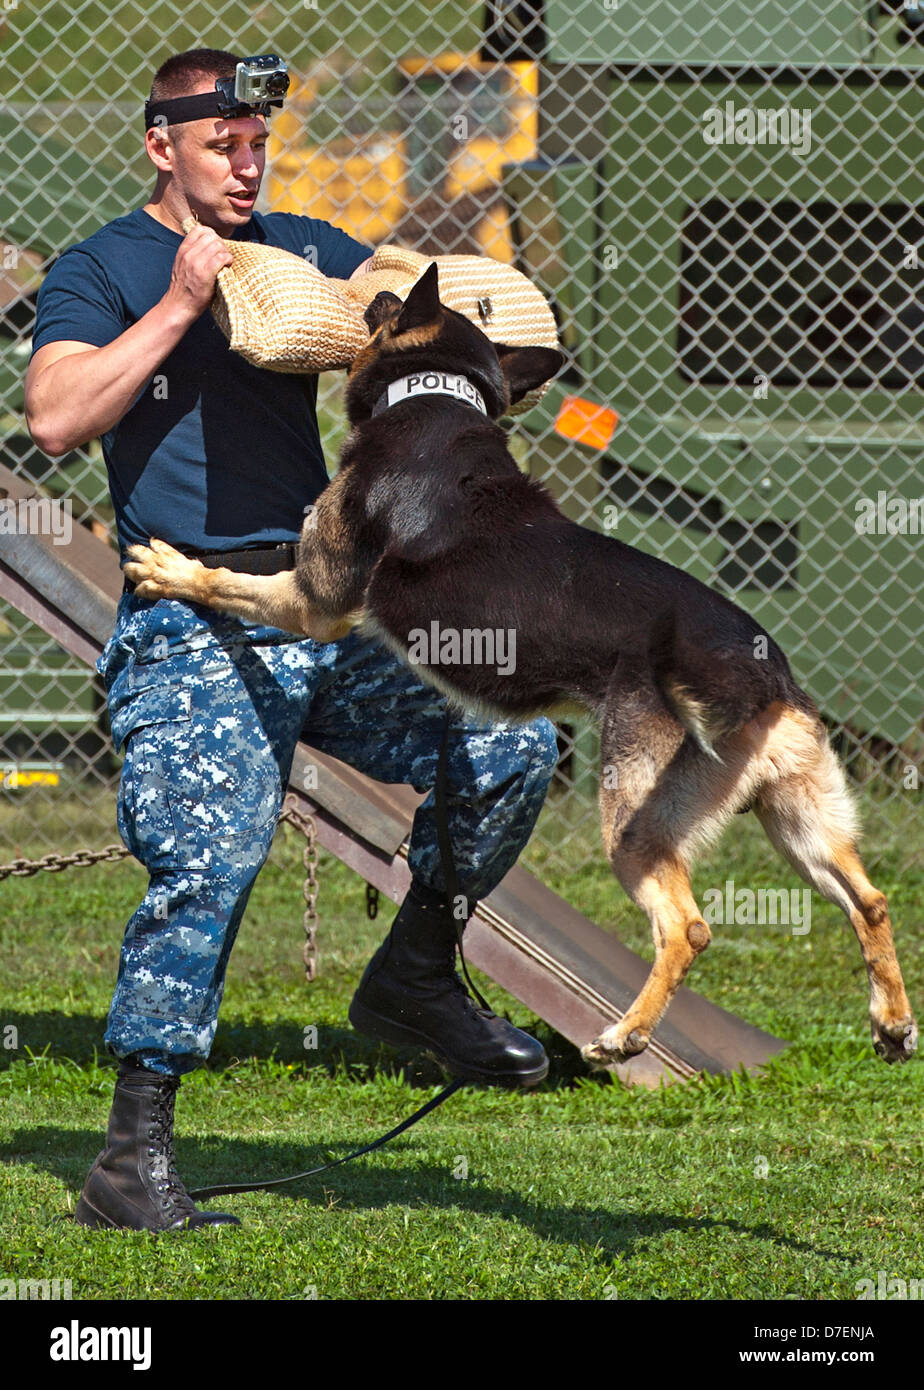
[97,593,559,1076]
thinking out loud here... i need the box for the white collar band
[371,371,488,418]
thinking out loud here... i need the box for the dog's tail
[660,679,726,762]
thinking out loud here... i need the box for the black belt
[122,543,297,593]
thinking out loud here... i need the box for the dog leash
[188,714,476,1202]
[187,1076,464,1201]
[434,712,494,1013]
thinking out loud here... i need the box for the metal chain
[0,843,131,881]
[281,795,320,983]
[2,802,321,985]
[2,802,321,982]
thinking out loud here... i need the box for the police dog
[124,262,917,1069]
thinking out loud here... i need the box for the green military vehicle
[486,0,924,783]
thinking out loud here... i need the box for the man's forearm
[25,295,202,456]
[29,245,374,457]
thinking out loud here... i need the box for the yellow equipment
[266,54,538,261]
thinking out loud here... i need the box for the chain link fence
[1,1,922,871]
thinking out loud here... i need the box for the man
[25,48,557,1232]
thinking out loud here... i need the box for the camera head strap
[144,54,289,132]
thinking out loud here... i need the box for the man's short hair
[149,47,243,142]
[150,47,242,102]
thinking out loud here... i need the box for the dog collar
[371,372,488,418]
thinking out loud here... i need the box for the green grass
[1,801,923,1300]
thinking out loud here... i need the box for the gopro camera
[215,55,290,116]
[144,52,290,132]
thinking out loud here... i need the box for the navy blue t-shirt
[31,208,373,554]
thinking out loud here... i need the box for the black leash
[434,711,494,1012]
[188,1076,464,1201]
[188,713,475,1202]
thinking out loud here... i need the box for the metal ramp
[0,461,787,1086]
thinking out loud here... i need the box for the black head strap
[144,91,274,133]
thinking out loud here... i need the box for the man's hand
[163,223,235,322]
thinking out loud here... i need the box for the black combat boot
[349,880,548,1087]
[74,1057,240,1231]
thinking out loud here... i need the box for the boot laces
[442,961,497,1021]
[147,1079,196,1214]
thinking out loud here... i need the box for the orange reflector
[554,395,618,449]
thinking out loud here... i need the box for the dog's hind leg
[582,848,712,1066]
[746,703,917,1063]
[582,672,725,1066]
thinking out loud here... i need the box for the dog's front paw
[871,1014,918,1064]
[123,538,204,601]
[581,1021,651,1069]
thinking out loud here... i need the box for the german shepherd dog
[125,262,917,1069]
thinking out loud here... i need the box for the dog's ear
[393,261,441,336]
[494,344,566,406]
